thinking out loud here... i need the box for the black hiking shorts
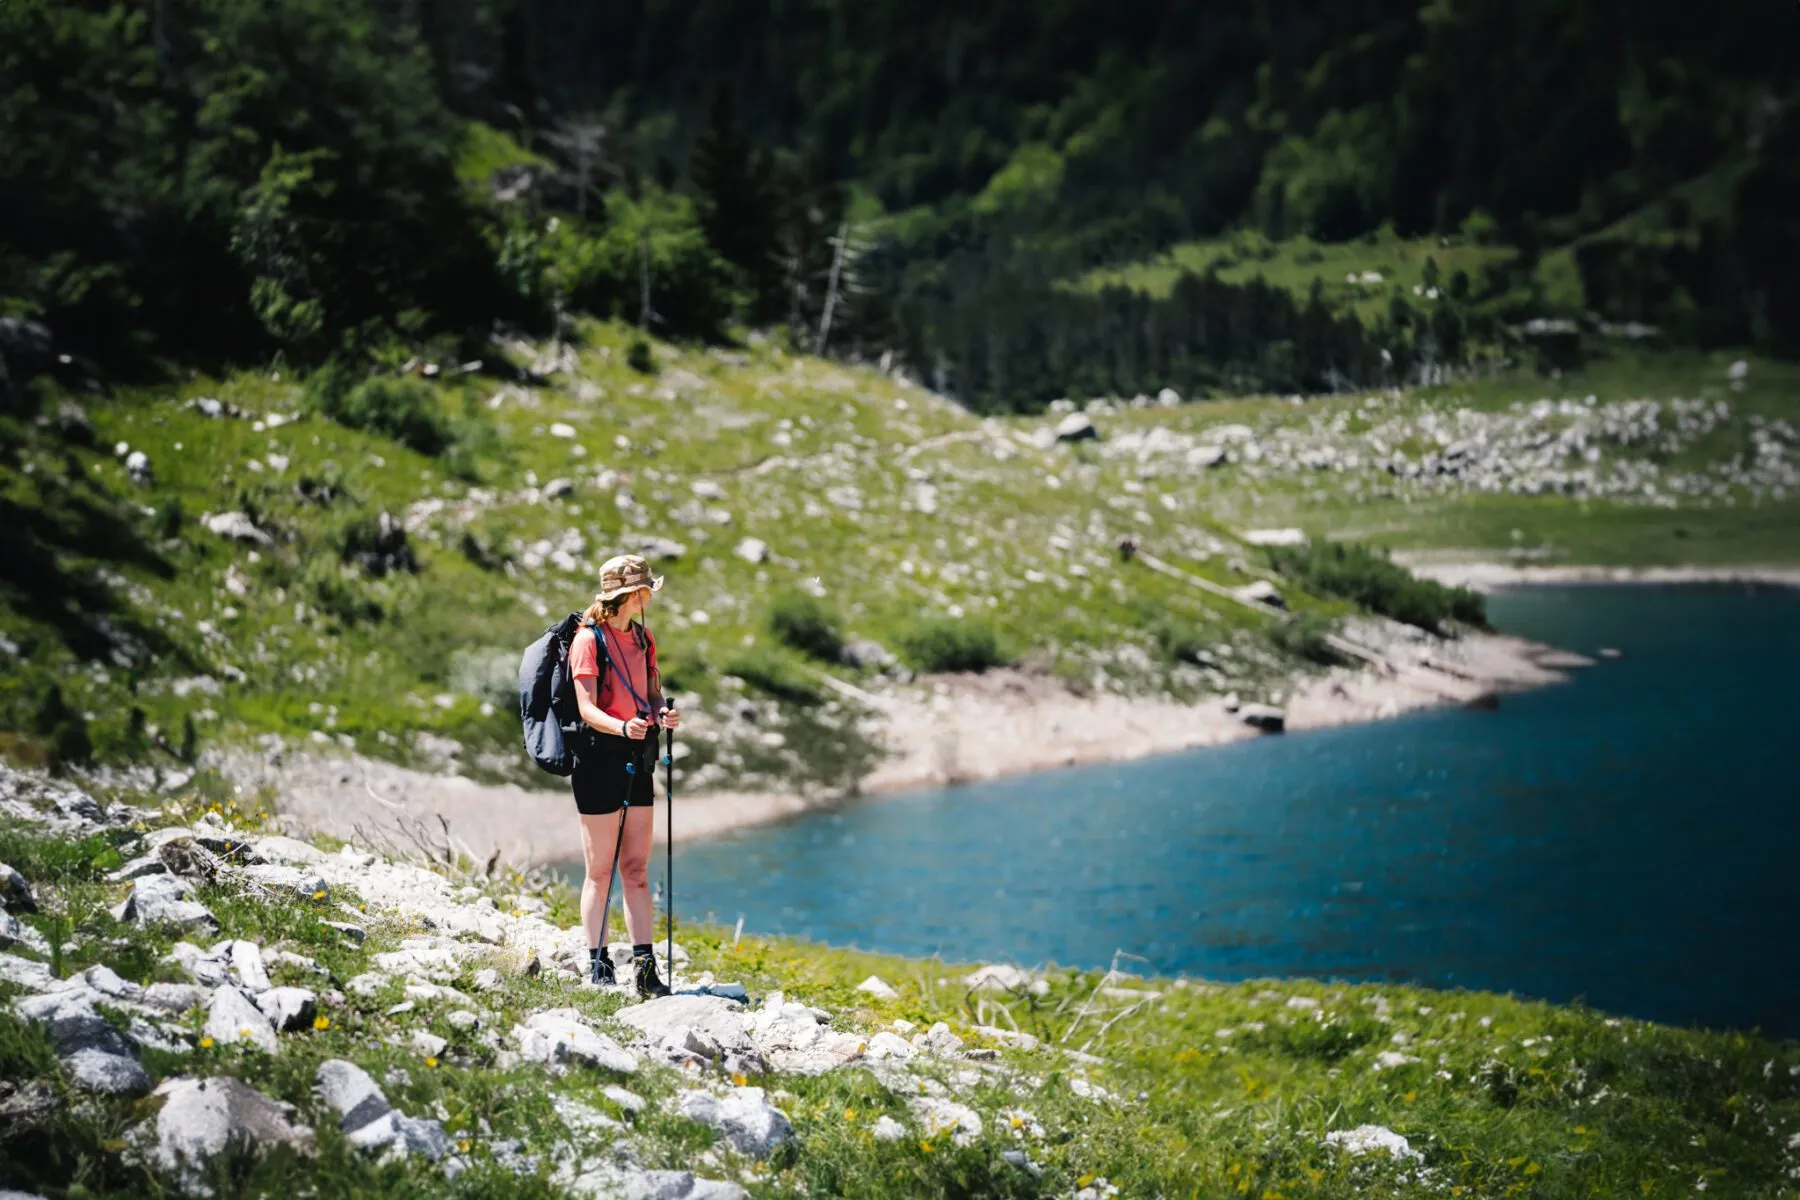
[571,730,656,816]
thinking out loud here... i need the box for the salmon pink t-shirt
[570,622,661,725]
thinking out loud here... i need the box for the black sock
[632,943,653,959]
[589,947,604,961]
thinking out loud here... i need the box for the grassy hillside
[3,784,1797,1199]
[3,328,1797,788]
[1075,229,1526,325]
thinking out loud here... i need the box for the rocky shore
[1401,555,1800,593]
[0,766,1146,1197]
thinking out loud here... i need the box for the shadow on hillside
[0,442,183,666]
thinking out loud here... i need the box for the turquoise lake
[651,585,1800,1035]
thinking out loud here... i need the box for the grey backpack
[518,613,608,775]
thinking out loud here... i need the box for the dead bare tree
[816,219,871,355]
[542,115,611,223]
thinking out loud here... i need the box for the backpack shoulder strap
[583,620,611,687]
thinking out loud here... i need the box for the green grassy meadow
[2,324,1796,788]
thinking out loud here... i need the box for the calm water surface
[641,586,1800,1034]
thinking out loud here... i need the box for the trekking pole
[662,698,676,991]
[593,725,642,984]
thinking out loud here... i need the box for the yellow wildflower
[425,1056,439,1068]
[843,1109,857,1122]
[199,1036,214,1049]
[313,1015,331,1031]
[731,1072,747,1087]
[920,1141,934,1154]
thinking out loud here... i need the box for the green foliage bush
[724,646,823,705]
[766,591,845,662]
[1267,541,1487,632]
[304,560,384,627]
[31,681,91,770]
[898,617,1009,674]
[307,369,452,457]
[503,190,739,341]
[1150,617,1215,666]
[627,338,657,374]
[1270,612,1344,666]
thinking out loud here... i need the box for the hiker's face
[626,587,651,618]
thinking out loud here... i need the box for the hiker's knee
[582,848,614,885]
[618,850,649,889]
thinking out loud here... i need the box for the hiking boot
[589,949,616,987]
[632,951,671,999]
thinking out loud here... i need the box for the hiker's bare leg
[579,811,625,949]
[617,802,656,945]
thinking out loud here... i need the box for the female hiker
[569,554,682,996]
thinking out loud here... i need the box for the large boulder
[138,1076,314,1188]
[205,985,279,1053]
[1234,580,1286,609]
[256,987,318,1032]
[612,994,765,1076]
[0,951,58,994]
[1238,703,1286,733]
[202,511,274,547]
[1054,413,1098,442]
[223,939,270,992]
[0,863,36,912]
[514,1009,638,1073]
[112,874,216,929]
[677,1087,794,1157]
[315,1059,451,1160]
[13,989,150,1096]
[0,912,47,953]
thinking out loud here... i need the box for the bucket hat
[597,553,664,601]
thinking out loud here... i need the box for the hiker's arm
[574,674,628,737]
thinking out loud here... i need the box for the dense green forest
[3,0,1797,412]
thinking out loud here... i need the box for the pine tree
[690,86,781,320]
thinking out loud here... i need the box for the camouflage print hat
[597,553,664,601]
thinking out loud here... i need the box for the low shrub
[898,616,1009,673]
[766,591,845,662]
[723,646,823,705]
[304,560,384,627]
[1270,612,1344,665]
[1150,616,1215,665]
[33,681,92,770]
[1267,540,1486,632]
[627,337,656,374]
[307,366,452,457]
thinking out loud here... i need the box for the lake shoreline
[228,616,1578,869]
[1401,555,1800,593]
